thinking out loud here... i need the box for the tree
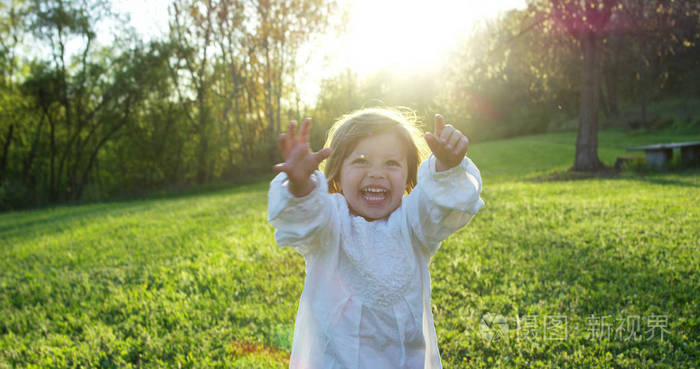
[546,0,616,171]
[169,0,220,184]
[211,0,248,176]
[168,0,336,180]
[0,0,29,179]
[443,9,582,141]
[17,0,165,202]
[247,0,335,163]
[618,0,700,126]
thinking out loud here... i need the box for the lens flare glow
[331,0,526,75]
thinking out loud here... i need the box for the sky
[111,0,527,104]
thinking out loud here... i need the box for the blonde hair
[320,107,431,194]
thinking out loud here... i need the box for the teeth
[362,188,386,193]
[362,193,386,201]
[361,187,387,202]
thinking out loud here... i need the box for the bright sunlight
[296,0,526,103]
[117,0,526,103]
[331,0,526,76]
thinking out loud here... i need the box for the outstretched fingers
[298,118,312,145]
[288,120,297,142]
[453,135,469,157]
[272,162,287,172]
[425,113,449,155]
[278,133,289,158]
[445,127,461,150]
[281,120,298,156]
[424,131,441,154]
[274,118,330,175]
[312,147,332,166]
[424,113,471,169]
[434,114,445,138]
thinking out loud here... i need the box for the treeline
[313,0,700,168]
[1,0,699,210]
[0,0,334,209]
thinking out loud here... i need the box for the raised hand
[273,118,332,197]
[424,114,469,172]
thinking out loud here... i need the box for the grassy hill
[1,129,699,368]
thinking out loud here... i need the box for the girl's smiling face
[339,132,408,221]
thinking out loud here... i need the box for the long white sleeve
[402,155,484,257]
[267,170,335,257]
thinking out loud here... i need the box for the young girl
[268,108,484,369]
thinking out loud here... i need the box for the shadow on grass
[550,247,684,310]
[526,166,619,182]
[0,202,151,240]
[527,237,698,346]
[527,166,699,188]
[0,177,272,241]
[506,237,699,364]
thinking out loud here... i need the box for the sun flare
[333,0,526,76]
[113,0,526,104]
[296,0,526,103]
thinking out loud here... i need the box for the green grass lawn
[1,128,699,368]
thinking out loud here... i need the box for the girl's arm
[404,114,484,257]
[267,119,334,256]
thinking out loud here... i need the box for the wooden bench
[627,141,700,168]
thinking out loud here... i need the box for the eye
[387,160,401,167]
[351,158,367,165]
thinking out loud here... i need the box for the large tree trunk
[605,35,621,116]
[599,81,610,118]
[573,32,603,171]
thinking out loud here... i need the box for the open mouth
[361,186,388,203]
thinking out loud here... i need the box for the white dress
[267,155,484,369]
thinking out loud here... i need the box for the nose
[367,166,385,179]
